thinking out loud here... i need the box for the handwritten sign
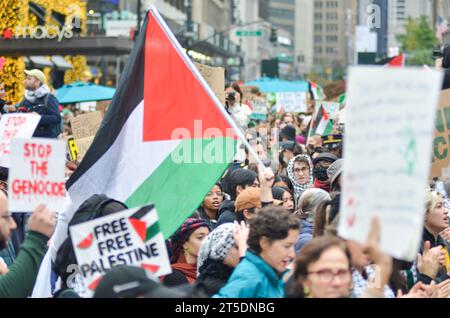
[250,97,269,120]
[194,63,225,105]
[431,89,450,178]
[75,136,94,160]
[338,67,443,261]
[70,205,172,296]
[274,92,307,113]
[9,138,66,212]
[70,111,102,140]
[0,114,41,168]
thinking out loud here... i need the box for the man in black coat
[15,69,62,138]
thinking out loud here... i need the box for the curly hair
[247,206,299,254]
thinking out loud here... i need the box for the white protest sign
[250,97,269,120]
[315,101,340,119]
[0,114,41,168]
[338,67,443,261]
[70,205,172,295]
[8,138,66,212]
[275,92,307,113]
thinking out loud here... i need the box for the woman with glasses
[287,154,315,202]
[197,183,225,230]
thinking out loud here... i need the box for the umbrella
[245,77,309,93]
[56,81,116,104]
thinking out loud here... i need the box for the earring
[303,285,311,298]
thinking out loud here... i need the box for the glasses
[308,269,351,284]
[294,167,309,174]
[206,191,224,197]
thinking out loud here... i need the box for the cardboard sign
[194,63,225,105]
[274,92,307,113]
[0,114,41,168]
[9,138,66,212]
[67,137,79,162]
[338,67,443,261]
[69,205,172,295]
[431,89,450,178]
[75,136,94,160]
[70,111,102,140]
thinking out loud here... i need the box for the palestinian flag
[378,54,405,67]
[309,80,326,100]
[311,105,333,136]
[66,7,238,238]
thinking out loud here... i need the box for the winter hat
[169,218,210,263]
[327,159,344,189]
[235,187,262,212]
[197,223,235,275]
[280,125,296,141]
[313,153,338,166]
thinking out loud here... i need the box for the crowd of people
[0,69,449,299]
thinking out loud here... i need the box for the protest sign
[314,101,340,119]
[69,204,172,295]
[194,63,225,105]
[78,102,97,112]
[75,136,95,160]
[274,92,307,113]
[70,111,103,140]
[0,114,41,168]
[250,97,269,120]
[431,89,450,178]
[67,137,79,162]
[9,138,66,212]
[338,67,443,261]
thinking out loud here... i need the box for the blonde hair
[424,188,441,214]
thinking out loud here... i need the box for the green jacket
[0,231,48,298]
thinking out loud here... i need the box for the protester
[217,169,258,226]
[164,219,210,286]
[327,159,344,193]
[295,189,331,253]
[234,187,262,224]
[416,189,450,284]
[307,134,324,149]
[287,154,314,202]
[313,194,341,237]
[94,265,187,298]
[194,222,249,297]
[280,125,297,142]
[214,207,299,298]
[272,187,294,213]
[312,153,338,193]
[197,183,224,230]
[278,141,296,176]
[0,191,56,297]
[13,69,62,138]
[225,82,251,131]
[273,175,294,194]
[53,195,129,298]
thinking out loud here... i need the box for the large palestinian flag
[66,7,237,238]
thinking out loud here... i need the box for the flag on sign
[66,7,238,238]
[378,54,405,68]
[311,105,333,136]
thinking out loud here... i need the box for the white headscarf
[287,154,314,201]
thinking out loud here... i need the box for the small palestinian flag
[312,105,333,136]
[309,80,326,100]
[378,54,405,68]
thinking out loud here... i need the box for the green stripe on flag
[146,221,161,241]
[126,137,236,238]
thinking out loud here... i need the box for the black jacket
[442,45,450,90]
[18,94,61,138]
[193,259,234,298]
[217,200,236,226]
[416,228,450,284]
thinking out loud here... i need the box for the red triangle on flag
[129,218,147,242]
[141,263,160,273]
[143,12,235,142]
[88,276,103,291]
[387,54,404,67]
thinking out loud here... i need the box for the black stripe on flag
[66,14,149,189]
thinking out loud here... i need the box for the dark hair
[388,258,410,295]
[247,206,299,254]
[274,175,294,193]
[294,156,311,169]
[292,236,351,297]
[314,194,340,237]
[225,82,244,101]
[227,168,257,201]
[272,187,292,201]
[236,207,255,223]
[0,167,8,183]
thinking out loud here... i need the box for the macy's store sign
[2,25,75,42]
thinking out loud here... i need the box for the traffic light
[270,27,278,44]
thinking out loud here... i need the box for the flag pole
[148,6,265,168]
